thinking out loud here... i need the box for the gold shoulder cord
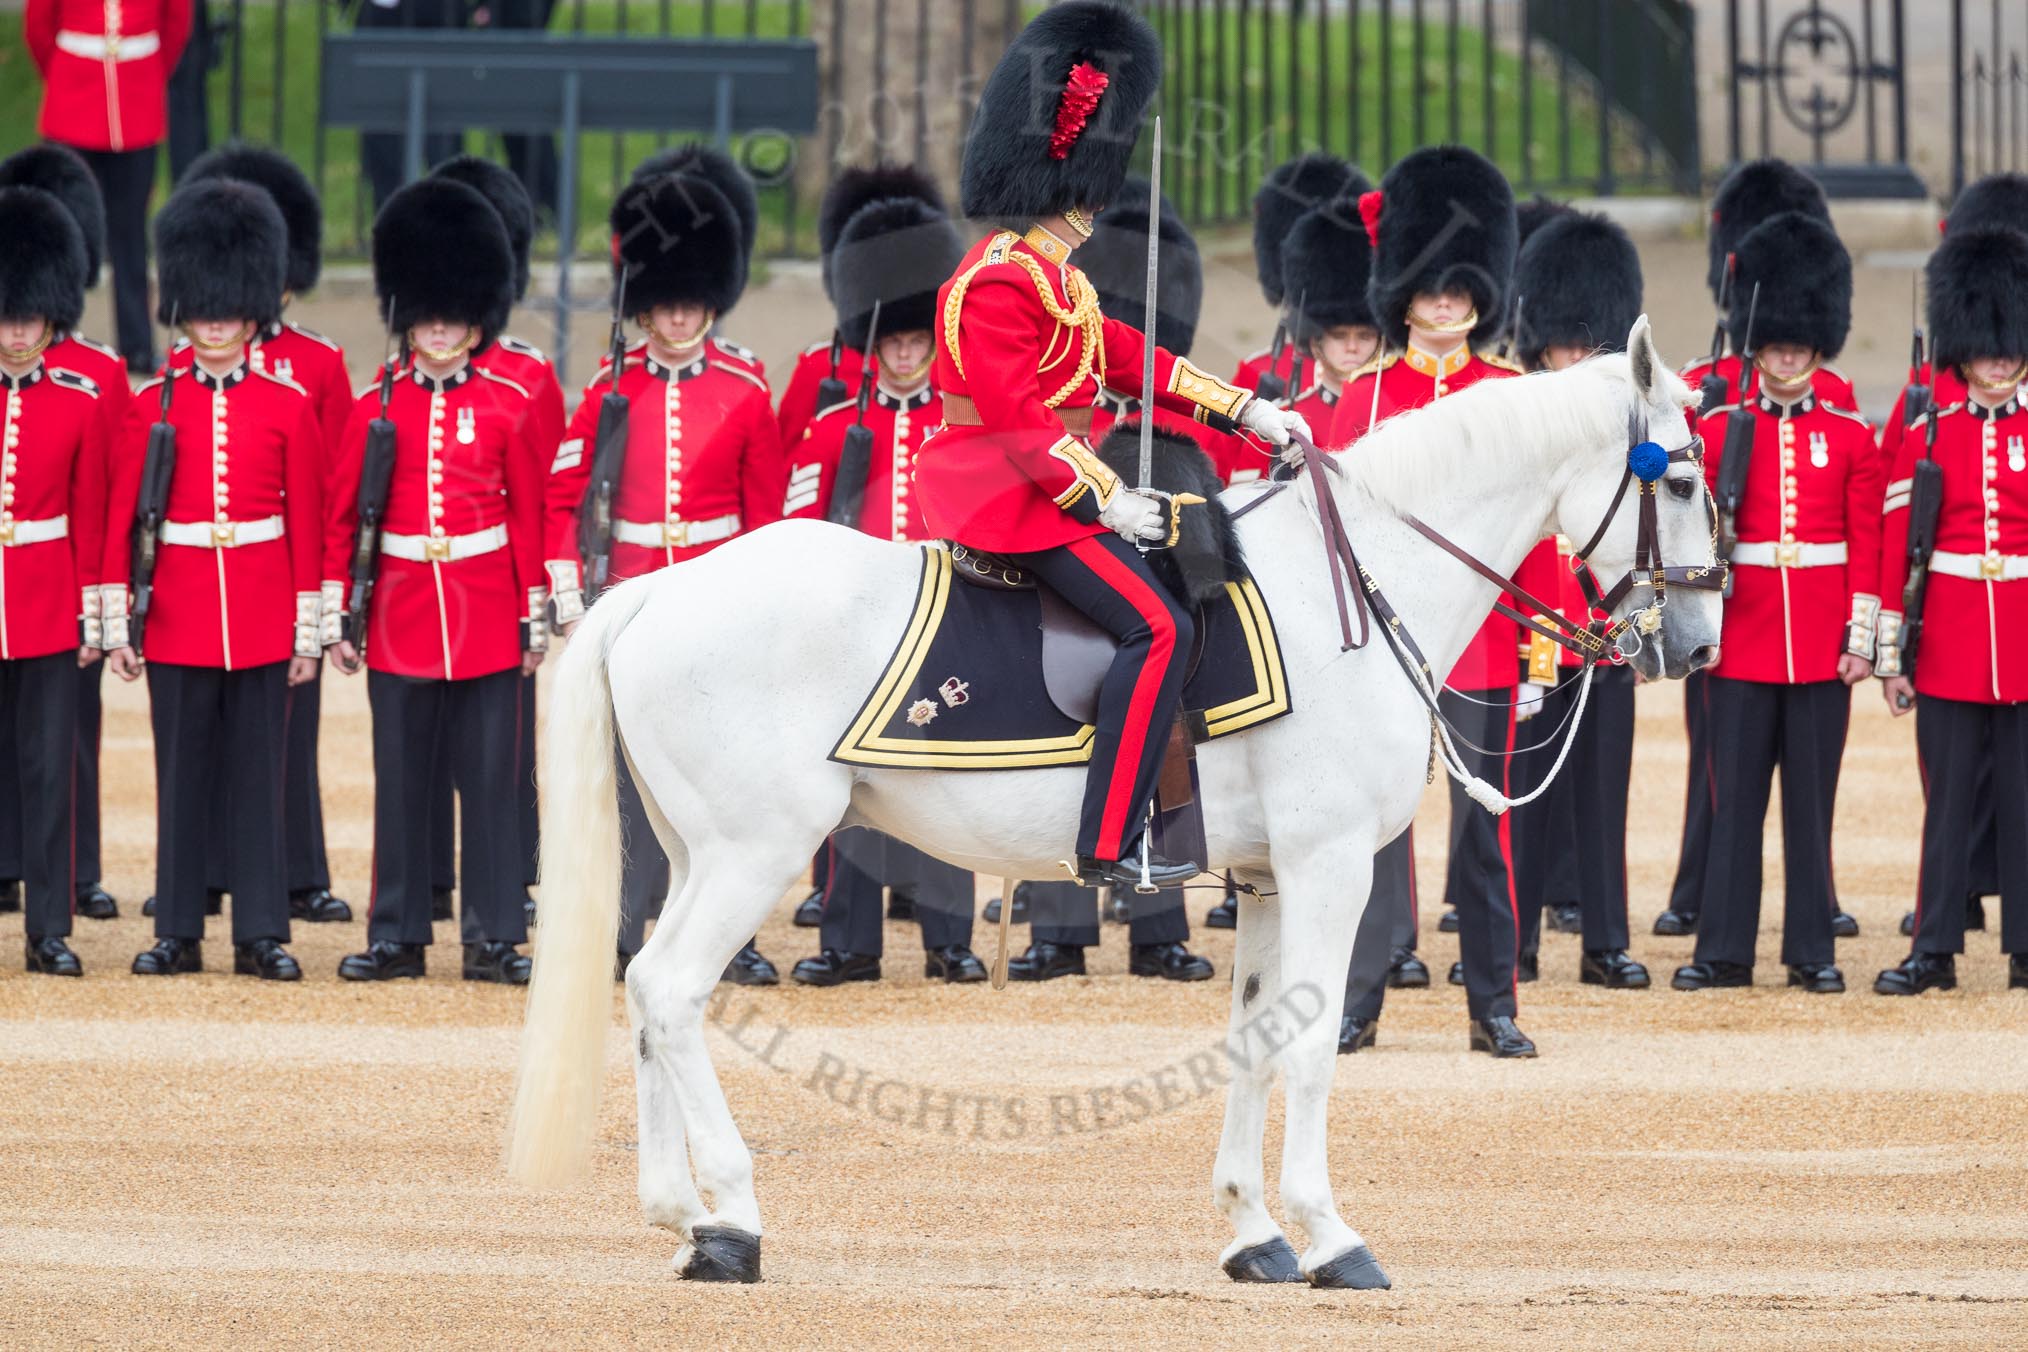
[941,232,1103,411]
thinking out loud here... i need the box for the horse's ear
[1628,314,1658,401]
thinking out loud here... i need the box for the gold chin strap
[877,355,930,390]
[184,321,255,354]
[1968,361,2028,398]
[1062,207,1095,239]
[1410,308,1478,337]
[1754,351,1822,387]
[0,325,53,364]
[410,327,480,364]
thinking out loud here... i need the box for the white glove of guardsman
[1099,488,1170,544]
[1240,398,1316,469]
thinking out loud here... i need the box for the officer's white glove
[1239,398,1313,450]
[1514,679,1554,723]
[1098,489,1168,544]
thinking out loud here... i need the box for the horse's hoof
[1222,1236,1304,1283]
[677,1224,762,1283]
[1306,1243,1391,1290]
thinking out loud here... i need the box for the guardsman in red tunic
[102,181,322,980]
[178,143,355,926]
[778,194,989,987]
[1874,224,2028,995]
[923,5,1308,893]
[624,144,770,390]
[1657,159,1863,943]
[1278,195,1381,480]
[1502,207,1653,991]
[0,145,127,924]
[0,187,109,977]
[23,0,192,371]
[325,178,545,985]
[1233,153,1368,403]
[546,168,786,984]
[1328,148,1544,1059]
[433,155,567,932]
[777,164,948,450]
[1671,211,1883,995]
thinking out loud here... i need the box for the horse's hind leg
[1275,845,1392,1290]
[623,804,704,1240]
[1214,870,1301,1283]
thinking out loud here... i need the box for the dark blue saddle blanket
[831,545,1291,770]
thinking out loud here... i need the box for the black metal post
[1481,0,1494,158]
[1728,0,1743,163]
[1757,0,1770,156]
[1446,0,1460,144]
[1237,0,1250,214]
[1557,0,1571,183]
[872,0,889,159]
[1892,0,1910,166]
[1412,0,1426,148]
[1861,0,1879,163]
[1519,0,1533,186]
[913,0,929,168]
[273,0,288,145]
[231,0,247,137]
[1216,0,1231,220]
[1316,0,1329,160]
[1380,0,1394,163]
[1595,0,1613,194]
[1349,0,1362,166]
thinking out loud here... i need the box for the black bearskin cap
[960,1,1162,225]
[155,180,287,327]
[1079,176,1202,355]
[432,155,536,300]
[1945,172,2028,237]
[631,143,759,264]
[829,197,964,350]
[1706,158,1828,303]
[0,144,105,287]
[372,177,514,342]
[1095,421,1240,605]
[818,163,947,298]
[1366,145,1516,349]
[182,143,323,296]
[1251,152,1369,307]
[1512,209,1643,369]
[1513,193,1570,248]
[0,188,89,331]
[611,171,747,317]
[1927,225,2028,368]
[1280,197,1375,342]
[1726,210,1851,359]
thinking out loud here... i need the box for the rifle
[577,271,632,597]
[1902,274,1932,429]
[1698,255,1735,415]
[815,328,848,412]
[128,312,178,649]
[1253,316,1290,403]
[827,300,880,528]
[343,305,402,654]
[1895,388,1947,693]
[1712,281,1761,598]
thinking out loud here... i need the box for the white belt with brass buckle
[380,524,508,563]
[1730,540,1849,568]
[1931,549,2028,582]
[160,515,285,549]
[0,515,69,547]
[612,513,741,549]
[56,30,161,60]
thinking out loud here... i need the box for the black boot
[1580,949,1650,989]
[1830,909,1859,939]
[235,939,303,981]
[792,889,824,927]
[1651,908,1699,937]
[1468,1017,1536,1057]
[722,941,778,986]
[133,937,203,975]
[1438,906,1459,933]
[1386,947,1430,988]
[1130,941,1213,981]
[1338,1015,1377,1054]
[1007,941,1086,981]
[886,891,916,922]
[0,880,19,914]
[1546,904,1583,934]
[790,949,880,987]
[1873,952,1956,996]
[142,895,157,917]
[1205,893,1238,929]
[1786,962,1845,993]
[923,945,987,983]
[2010,954,2027,990]
[1899,909,1915,937]
[25,936,82,977]
[1516,949,1540,983]
[463,942,531,984]
[1967,896,1989,931]
[75,885,118,920]
[1073,852,1199,890]
[337,941,426,981]
[289,888,352,923]
[982,885,1031,925]
[1671,959,1752,990]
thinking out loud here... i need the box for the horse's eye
[1665,476,1695,501]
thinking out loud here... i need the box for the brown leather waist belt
[940,393,1092,438]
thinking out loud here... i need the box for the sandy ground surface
[2,657,2024,1348]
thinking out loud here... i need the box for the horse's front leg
[1213,868,1300,1282]
[1274,843,1393,1290]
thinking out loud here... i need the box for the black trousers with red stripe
[367,668,525,949]
[1693,676,1848,970]
[1665,670,1715,917]
[148,661,289,945]
[0,660,101,894]
[817,829,976,956]
[1007,532,1194,862]
[0,653,78,938]
[1910,695,2028,957]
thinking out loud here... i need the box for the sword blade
[1138,116,1161,490]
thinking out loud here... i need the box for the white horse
[506,318,1720,1287]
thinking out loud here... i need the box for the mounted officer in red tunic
[921,0,1306,888]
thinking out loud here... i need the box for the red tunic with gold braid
[104,361,325,669]
[544,351,784,592]
[1878,392,2028,703]
[1697,387,1884,685]
[0,362,108,660]
[1329,344,1561,691]
[783,381,939,541]
[920,227,1256,553]
[323,362,543,681]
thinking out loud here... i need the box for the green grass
[2,1,1660,261]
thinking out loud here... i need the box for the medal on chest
[1808,430,1829,470]
[2009,435,2025,474]
[457,407,477,445]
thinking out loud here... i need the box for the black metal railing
[163,0,1699,257]
[1950,0,2028,197]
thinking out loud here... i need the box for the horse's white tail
[505,577,655,1188]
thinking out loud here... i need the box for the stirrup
[1066,853,1200,891]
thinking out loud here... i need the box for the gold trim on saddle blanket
[830,547,1291,769]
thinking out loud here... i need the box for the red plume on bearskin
[1358,190,1385,248]
[1049,62,1111,160]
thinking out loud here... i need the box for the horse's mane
[1341,354,1667,516]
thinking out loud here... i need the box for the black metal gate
[1949,0,2028,197]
